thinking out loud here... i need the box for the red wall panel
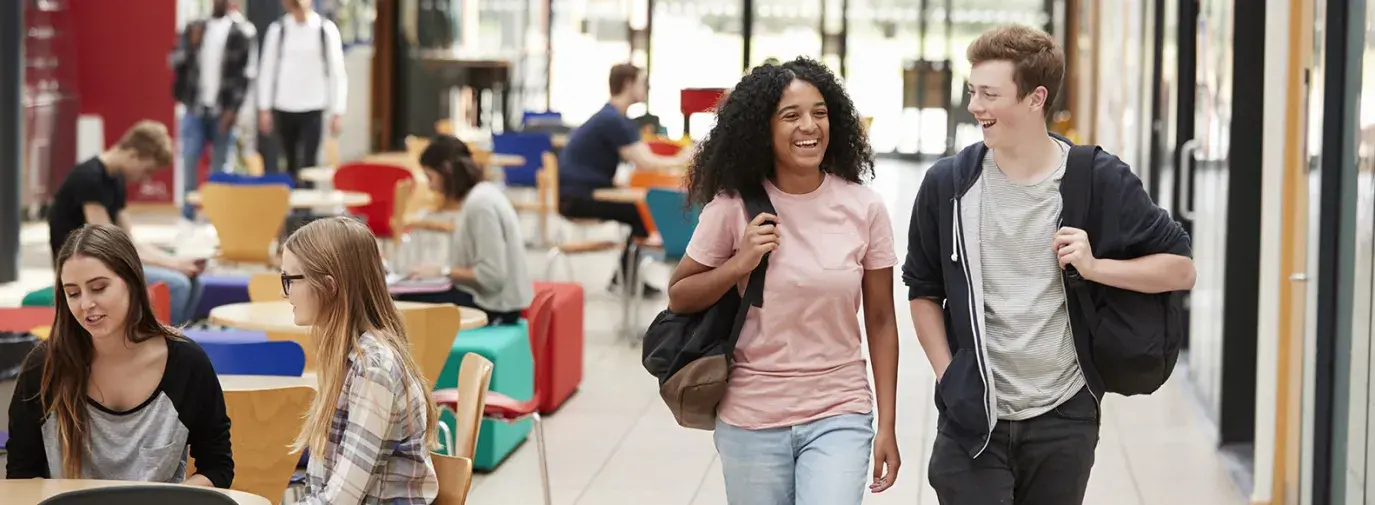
[70,0,178,204]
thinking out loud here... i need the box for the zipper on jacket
[953,196,994,458]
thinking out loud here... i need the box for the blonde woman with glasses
[278,216,440,504]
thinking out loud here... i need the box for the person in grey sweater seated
[398,135,534,325]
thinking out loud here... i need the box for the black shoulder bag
[1061,145,1186,396]
[641,188,774,430]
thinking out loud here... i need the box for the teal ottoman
[434,321,534,471]
[21,286,54,307]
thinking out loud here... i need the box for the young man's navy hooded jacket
[901,134,1191,459]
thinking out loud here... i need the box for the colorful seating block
[21,286,54,307]
[434,321,534,471]
[531,282,583,413]
[195,275,252,319]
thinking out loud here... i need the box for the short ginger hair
[966,24,1065,116]
[114,120,175,167]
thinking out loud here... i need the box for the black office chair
[38,485,238,505]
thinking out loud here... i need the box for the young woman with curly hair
[665,57,902,504]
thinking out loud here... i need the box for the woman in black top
[5,224,233,488]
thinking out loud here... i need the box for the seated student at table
[6,224,233,488]
[398,135,533,326]
[46,120,207,325]
[279,216,439,504]
[558,63,693,296]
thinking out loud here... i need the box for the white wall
[1253,0,1293,502]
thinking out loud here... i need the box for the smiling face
[770,79,830,172]
[60,255,132,341]
[967,59,1049,150]
[280,249,321,326]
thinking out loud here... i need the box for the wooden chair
[396,303,464,391]
[199,183,291,265]
[435,352,493,459]
[538,152,620,280]
[432,453,474,505]
[188,385,315,505]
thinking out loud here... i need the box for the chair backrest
[200,183,292,264]
[680,88,727,117]
[492,132,554,187]
[199,340,307,376]
[431,453,474,505]
[247,273,281,303]
[196,385,315,505]
[37,485,238,504]
[644,188,699,260]
[526,289,557,401]
[450,352,493,459]
[332,163,415,239]
[539,152,560,211]
[206,172,295,189]
[391,178,416,235]
[147,282,171,324]
[397,304,464,390]
[522,111,563,128]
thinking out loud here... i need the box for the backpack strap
[269,15,332,110]
[723,186,776,361]
[1061,144,1098,283]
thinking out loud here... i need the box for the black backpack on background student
[640,187,774,430]
[1060,145,1187,396]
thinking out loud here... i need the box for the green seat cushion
[435,320,534,471]
[22,286,54,307]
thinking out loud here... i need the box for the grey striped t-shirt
[979,140,1086,421]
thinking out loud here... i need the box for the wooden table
[2,479,270,505]
[593,187,648,203]
[299,166,334,184]
[186,189,371,208]
[209,301,489,333]
[220,373,317,391]
[488,153,526,167]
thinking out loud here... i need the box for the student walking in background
[256,0,347,183]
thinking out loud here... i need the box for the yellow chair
[189,385,315,505]
[397,303,465,391]
[199,183,291,265]
[433,352,493,460]
[432,453,474,505]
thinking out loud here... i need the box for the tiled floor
[0,159,1246,504]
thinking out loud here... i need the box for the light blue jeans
[143,265,204,326]
[714,412,874,505]
[180,109,237,221]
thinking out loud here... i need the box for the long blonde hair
[283,217,439,453]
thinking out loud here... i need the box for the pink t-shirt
[685,174,898,429]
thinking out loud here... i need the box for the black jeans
[928,387,1100,505]
[273,109,323,184]
[559,194,649,281]
[394,287,524,326]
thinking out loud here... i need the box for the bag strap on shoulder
[723,186,776,357]
[1061,144,1098,284]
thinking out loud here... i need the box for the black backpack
[641,188,773,430]
[1061,145,1187,396]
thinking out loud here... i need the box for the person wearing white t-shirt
[256,0,347,184]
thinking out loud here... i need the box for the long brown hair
[39,224,183,478]
[283,217,439,453]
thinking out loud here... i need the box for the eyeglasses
[281,273,305,296]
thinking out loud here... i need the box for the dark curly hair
[684,56,873,206]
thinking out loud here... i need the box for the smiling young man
[902,25,1194,504]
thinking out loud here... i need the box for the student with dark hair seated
[398,135,534,326]
[557,63,693,296]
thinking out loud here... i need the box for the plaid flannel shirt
[298,333,439,505]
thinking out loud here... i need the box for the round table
[1,479,270,505]
[593,187,647,203]
[209,301,489,333]
[488,153,526,167]
[219,373,317,391]
[299,166,335,184]
[186,189,371,208]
